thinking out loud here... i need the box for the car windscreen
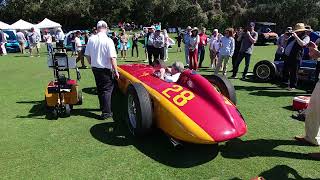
[3,30,17,41]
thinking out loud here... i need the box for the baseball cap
[248,22,255,27]
[97,20,108,28]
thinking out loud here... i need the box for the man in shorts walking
[27,27,41,57]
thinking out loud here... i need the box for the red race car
[116,64,247,144]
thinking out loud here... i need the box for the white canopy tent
[36,18,61,29]
[0,21,12,29]
[11,19,35,30]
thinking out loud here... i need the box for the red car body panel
[118,64,247,143]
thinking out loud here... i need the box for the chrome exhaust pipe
[170,137,183,149]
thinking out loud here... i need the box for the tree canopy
[1,0,320,32]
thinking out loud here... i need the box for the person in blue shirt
[214,28,235,76]
[183,26,192,66]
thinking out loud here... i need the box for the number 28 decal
[162,85,195,106]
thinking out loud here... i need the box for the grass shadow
[82,87,97,95]
[282,105,294,111]
[220,138,314,161]
[16,100,101,120]
[234,85,280,92]
[249,91,307,97]
[90,88,219,168]
[122,59,145,63]
[232,165,320,180]
[259,165,320,180]
[71,108,101,119]
[13,55,30,58]
[16,100,47,119]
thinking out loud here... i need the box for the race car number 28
[162,85,195,106]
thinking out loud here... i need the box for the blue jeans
[232,52,251,77]
[185,47,189,65]
[47,43,53,54]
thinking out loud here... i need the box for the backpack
[29,33,38,44]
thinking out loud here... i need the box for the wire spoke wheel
[256,64,271,80]
[128,94,137,130]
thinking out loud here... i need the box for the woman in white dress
[295,42,320,159]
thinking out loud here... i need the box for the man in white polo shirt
[85,20,119,120]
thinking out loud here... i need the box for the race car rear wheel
[127,83,153,136]
[206,75,237,105]
[253,60,276,82]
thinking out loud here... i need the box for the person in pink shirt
[198,27,208,68]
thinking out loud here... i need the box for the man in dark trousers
[85,20,119,120]
[231,23,258,80]
[151,28,165,60]
[146,26,155,65]
[198,27,208,68]
[231,27,243,71]
[282,23,310,91]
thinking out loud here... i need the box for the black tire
[48,108,58,120]
[61,104,71,117]
[253,60,276,82]
[44,96,49,109]
[206,75,237,105]
[127,83,153,136]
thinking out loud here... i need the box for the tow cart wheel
[64,104,71,117]
[127,83,153,136]
[51,108,58,120]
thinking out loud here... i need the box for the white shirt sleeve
[230,37,235,57]
[302,36,310,46]
[84,38,91,56]
[108,39,117,58]
[75,38,82,48]
[164,73,181,83]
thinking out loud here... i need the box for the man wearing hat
[274,27,292,61]
[209,29,221,69]
[232,22,258,79]
[85,20,119,120]
[188,27,200,70]
[198,27,208,68]
[146,26,155,65]
[151,27,165,60]
[55,27,65,49]
[183,26,192,66]
[282,23,311,90]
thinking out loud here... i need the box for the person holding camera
[274,27,292,62]
[231,23,258,79]
[282,23,311,90]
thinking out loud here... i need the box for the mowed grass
[0,38,319,180]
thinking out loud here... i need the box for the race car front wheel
[206,75,237,105]
[127,83,153,136]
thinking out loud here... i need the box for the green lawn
[0,40,319,180]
